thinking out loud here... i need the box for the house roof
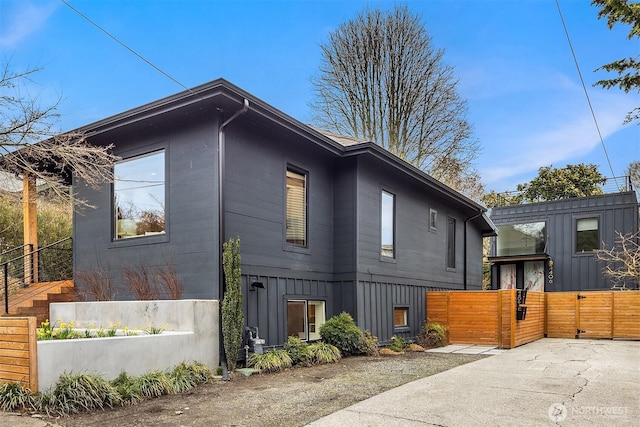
[71,78,496,234]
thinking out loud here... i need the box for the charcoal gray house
[72,79,495,347]
[488,190,639,292]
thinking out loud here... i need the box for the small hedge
[416,321,448,348]
[0,362,213,416]
[319,312,363,356]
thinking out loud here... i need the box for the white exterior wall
[38,300,218,391]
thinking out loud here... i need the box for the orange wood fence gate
[427,290,640,349]
[546,291,640,339]
[426,289,545,349]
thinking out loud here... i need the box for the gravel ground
[40,351,486,427]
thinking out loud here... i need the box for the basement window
[393,306,409,329]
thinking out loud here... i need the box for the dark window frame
[380,189,396,260]
[429,208,438,232]
[111,146,168,246]
[285,165,309,250]
[393,305,410,331]
[286,299,326,341]
[575,216,600,254]
[446,216,456,270]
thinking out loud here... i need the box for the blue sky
[1,0,638,192]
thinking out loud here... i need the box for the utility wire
[60,0,193,94]
[555,0,620,189]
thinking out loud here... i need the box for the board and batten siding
[350,157,486,341]
[490,192,639,292]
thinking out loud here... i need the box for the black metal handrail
[2,237,72,313]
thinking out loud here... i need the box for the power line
[555,0,620,189]
[60,0,192,94]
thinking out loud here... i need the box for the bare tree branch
[0,60,117,208]
[595,230,640,289]
[310,5,481,197]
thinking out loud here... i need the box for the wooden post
[23,174,38,284]
[509,289,516,349]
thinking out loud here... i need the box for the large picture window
[286,168,307,247]
[381,190,395,258]
[114,150,165,240]
[287,300,325,341]
[496,222,546,256]
[576,217,599,253]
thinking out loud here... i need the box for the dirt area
[43,351,485,427]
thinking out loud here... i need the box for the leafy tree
[221,237,244,372]
[591,0,640,124]
[481,190,524,208]
[595,230,640,289]
[310,5,480,195]
[0,61,117,206]
[516,164,606,202]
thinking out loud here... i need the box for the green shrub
[169,362,198,393]
[46,373,121,416]
[222,237,245,372]
[319,312,363,356]
[308,342,341,364]
[0,382,35,411]
[137,371,173,398]
[111,372,142,406]
[358,330,379,356]
[284,336,312,366]
[415,321,448,348]
[186,362,214,384]
[387,335,408,352]
[247,349,292,373]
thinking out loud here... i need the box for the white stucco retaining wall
[38,299,219,391]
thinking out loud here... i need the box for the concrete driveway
[308,338,639,426]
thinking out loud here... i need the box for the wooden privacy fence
[0,316,38,392]
[546,291,640,339]
[426,289,544,349]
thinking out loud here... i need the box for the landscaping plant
[358,329,379,356]
[222,237,245,372]
[388,335,409,352]
[247,349,293,373]
[136,371,173,398]
[284,336,312,366]
[169,366,198,393]
[308,342,341,364]
[43,373,121,416]
[111,372,142,406]
[0,382,35,411]
[319,312,362,356]
[416,321,448,348]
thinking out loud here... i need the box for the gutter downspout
[463,210,484,290]
[218,98,249,380]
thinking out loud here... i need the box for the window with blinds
[286,168,307,247]
[576,217,599,253]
